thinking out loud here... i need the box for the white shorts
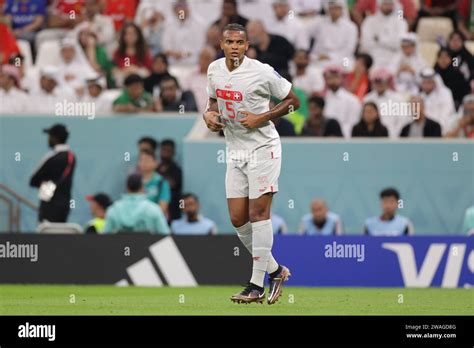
[225,144,281,200]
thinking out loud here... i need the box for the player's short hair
[138,136,158,151]
[181,192,199,202]
[161,139,176,148]
[380,188,400,200]
[124,74,143,86]
[222,23,247,39]
[139,148,157,160]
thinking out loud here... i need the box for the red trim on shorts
[270,185,274,192]
[271,151,274,159]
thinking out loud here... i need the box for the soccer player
[203,23,300,304]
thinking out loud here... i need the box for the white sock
[250,219,274,287]
[234,221,279,275]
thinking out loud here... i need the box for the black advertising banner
[0,234,250,285]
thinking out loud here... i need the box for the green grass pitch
[0,285,472,315]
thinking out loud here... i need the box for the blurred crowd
[0,0,473,138]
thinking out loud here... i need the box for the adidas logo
[116,237,197,287]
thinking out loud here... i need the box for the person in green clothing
[271,72,309,134]
[113,74,154,113]
[77,27,115,88]
[103,173,170,234]
[84,193,112,234]
[137,149,171,218]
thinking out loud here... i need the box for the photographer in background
[29,124,76,223]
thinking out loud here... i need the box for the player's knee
[230,214,248,228]
[249,207,270,223]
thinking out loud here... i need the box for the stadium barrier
[0,234,472,288]
[183,138,474,235]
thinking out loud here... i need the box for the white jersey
[206,56,292,156]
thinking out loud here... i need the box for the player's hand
[239,111,265,129]
[203,111,225,132]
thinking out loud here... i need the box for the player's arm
[203,97,225,132]
[240,90,300,129]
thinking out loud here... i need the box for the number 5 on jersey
[225,101,236,119]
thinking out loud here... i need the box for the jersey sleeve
[265,65,292,100]
[206,64,217,99]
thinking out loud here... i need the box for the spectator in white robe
[72,0,115,55]
[137,0,221,27]
[0,65,29,114]
[360,0,408,70]
[419,68,456,135]
[162,0,206,66]
[309,0,358,68]
[323,65,362,138]
[26,66,76,114]
[237,0,272,20]
[264,0,310,51]
[6,53,39,95]
[190,0,223,26]
[57,37,97,98]
[390,33,426,95]
[290,49,325,96]
[364,68,409,138]
[135,0,170,24]
[134,3,166,57]
[183,46,216,113]
[81,76,112,114]
[291,0,322,17]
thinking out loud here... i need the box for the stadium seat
[419,41,440,68]
[417,17,453,42]
[17,40,33,69]
[37,222,83,234]
[465,41,474,56]
[35,40,62,69]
